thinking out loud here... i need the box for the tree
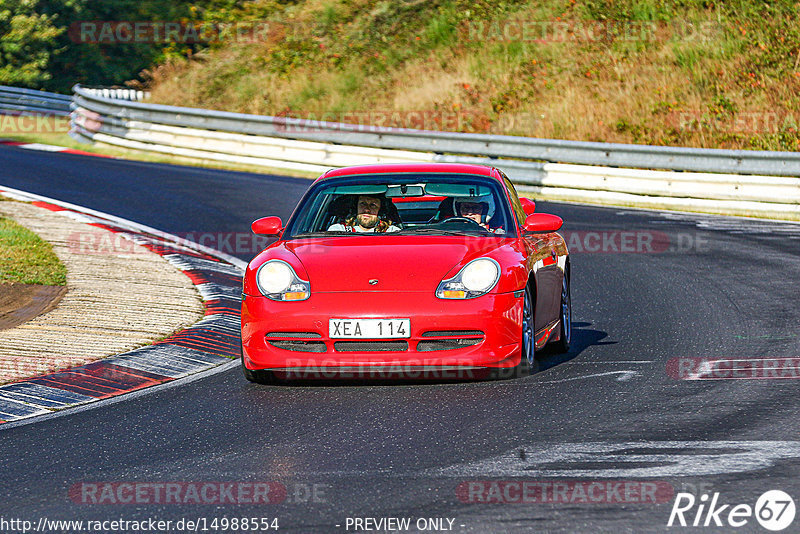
[38,0,207,92]
[2,0,258,91]
[0,0,63,87]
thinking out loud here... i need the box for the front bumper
[241,291,523,370]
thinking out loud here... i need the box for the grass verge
[0,216,67,286]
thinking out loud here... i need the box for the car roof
[316,163,497,183]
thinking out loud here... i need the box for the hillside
[143,0,800,151]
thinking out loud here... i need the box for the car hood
[281,235,507,292]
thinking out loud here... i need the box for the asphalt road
[2,145,800,533]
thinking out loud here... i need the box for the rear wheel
[241,343,278,384]
[552,269,571,353]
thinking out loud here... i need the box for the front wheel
[508,285,539,378]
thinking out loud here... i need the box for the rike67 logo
[668,490,795,531]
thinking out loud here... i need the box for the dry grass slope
[143,0,800,151]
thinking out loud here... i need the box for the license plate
[329,318,410,339]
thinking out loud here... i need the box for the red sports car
[241,163,570,382]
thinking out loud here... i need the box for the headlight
[256,260,310,301]
[461,260,500,292]
[436,258,500,299]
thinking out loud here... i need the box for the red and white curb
[0,139,115,158]
[0,185,246,424]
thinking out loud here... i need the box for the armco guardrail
[0,85,71,116]
[69,84,800,219]
[6,84,798,219]
[70,84,800,178]
[78,87,150,102]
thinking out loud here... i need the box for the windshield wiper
[293,231,379,237]
[398,227,482,236]
[292,232,340,238]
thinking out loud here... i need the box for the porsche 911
[241,163,570,382]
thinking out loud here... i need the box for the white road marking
[565,360,654,364]
[17,143,67,152]
[428,441,800,478]
[656,212,800,237]
[537,370,640,383]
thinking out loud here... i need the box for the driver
[328,195,400,233]
[454,198,503,233]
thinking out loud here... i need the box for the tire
[241,343,278,384]
[507,285,539,378]
[552,269,571,353]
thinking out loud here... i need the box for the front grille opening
[421,330,484,337]
[268,341,327,353]
[417,339,482,352]
[334,341,409,352]
[265,332,322,338]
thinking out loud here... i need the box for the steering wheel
[440,217,484,227]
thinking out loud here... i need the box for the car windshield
[284,173,517,238]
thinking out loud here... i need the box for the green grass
[0,216,67,286]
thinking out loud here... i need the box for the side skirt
[534,319,560,350]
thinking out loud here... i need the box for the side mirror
[520,197,536,216]
[523,213,563,233]
[251,216,283,236]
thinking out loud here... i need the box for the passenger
[328,195,400,233]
